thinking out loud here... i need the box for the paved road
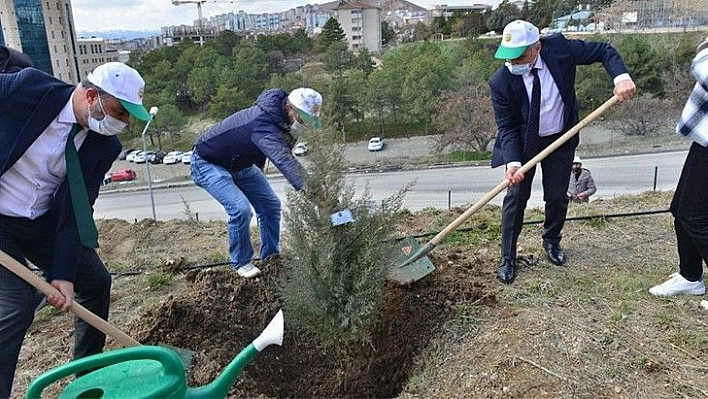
[94,150,687,222]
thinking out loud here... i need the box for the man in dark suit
[0,62,151,397]
[488,20,635,284]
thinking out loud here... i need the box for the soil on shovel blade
[126,254,492,398]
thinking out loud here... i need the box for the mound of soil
[127,253,492,397]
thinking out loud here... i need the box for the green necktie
[65,123,98,248]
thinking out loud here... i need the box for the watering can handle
[26,346,184,399]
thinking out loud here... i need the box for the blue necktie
[65,124,99,248]
[524,68,541,158]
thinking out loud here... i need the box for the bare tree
[432,90,496,154]
[661,64,697,109]
[608,95,676,136]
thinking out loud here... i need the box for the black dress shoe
[496,260,516,284]
[544,242,566,265]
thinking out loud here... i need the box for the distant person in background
[488,19,635,284]
[567,156,596,203]
[649,35,708,297]
[190,88,322,279]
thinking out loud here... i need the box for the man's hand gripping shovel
[392,96,619,284]
[0,249,195,367]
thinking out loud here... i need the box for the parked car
[368,137,384,152]
[293,142,309,156]
[149,151,167,164]
[163,151,184,165]
[133,151,155,164]
[117,148,136,161]
[105,168,137,183]
[181,150,193,164]
[125,150,141,162]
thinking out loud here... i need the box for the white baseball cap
[495,20,540,60]
[288,88,322,128]
[573,156,582,164]
[88,62,151,121]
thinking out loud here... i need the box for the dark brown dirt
[126,251,492,398]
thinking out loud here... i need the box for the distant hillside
[77,30,160,40]
[320,0,427,12]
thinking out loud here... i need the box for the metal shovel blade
[387,236,435,284]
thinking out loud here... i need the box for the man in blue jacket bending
[190,88,322,278]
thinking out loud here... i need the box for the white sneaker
[649,273,705,297]
[236,263,261,278]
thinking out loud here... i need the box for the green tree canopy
[318,17,347,51]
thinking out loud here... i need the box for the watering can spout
[254,309,284,350]
[185,310,284,399]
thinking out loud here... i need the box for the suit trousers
[500,136,574,263]
[0,213,111,398]
[670,142,708,282]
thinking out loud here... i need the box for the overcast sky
[71,0,498,31]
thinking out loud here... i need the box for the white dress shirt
[0,95,88,219]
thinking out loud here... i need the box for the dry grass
[401,191,708,399]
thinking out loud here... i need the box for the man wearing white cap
[567,156,596,203]
[190,87,322,278]
[489,20,636,284]
[0,61,151,397]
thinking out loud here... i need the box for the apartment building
[76,37,120,80]
[0,0,80,83]
[334,1,381,53]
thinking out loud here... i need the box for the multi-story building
[75,37,120,80]
[334,1,381,53]
[0,0,80,83]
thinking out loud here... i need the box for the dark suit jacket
[489,33,629,168]
[0,68,120,281]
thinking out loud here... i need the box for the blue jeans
[190,153,281,267]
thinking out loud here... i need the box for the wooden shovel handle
[430,95,619,246]
[0,249,141,347]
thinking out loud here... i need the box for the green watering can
[26,310,284,399]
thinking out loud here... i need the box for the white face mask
[505,61,532,76]
[290,120,305,137]
[87,95,127,136]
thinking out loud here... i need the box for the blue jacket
[194,89,306,190]
[489,33,629,168]
[0,68,121,281]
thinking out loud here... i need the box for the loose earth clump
[126,253,492,398]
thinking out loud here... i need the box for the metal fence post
[653,166,658,191]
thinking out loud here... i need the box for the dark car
[149,151,167,164]
[117,148,136,161]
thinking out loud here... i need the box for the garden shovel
[0,249,194,365]
[395,95,619,276]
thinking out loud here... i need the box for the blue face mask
[505,61,532,76]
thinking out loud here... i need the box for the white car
[182,150,193,164]
[163,151,184,165]
[293,142,309,156]
[367,137,384,152]
[125,150,141,162]
[133,151,155,164]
